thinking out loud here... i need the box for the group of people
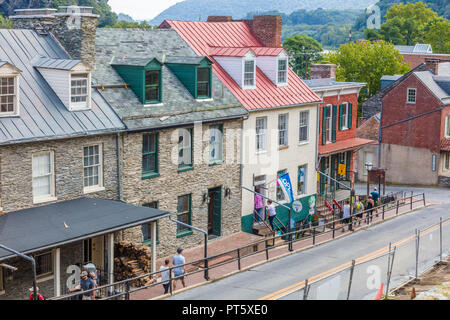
[341,187,381,231]
[159,247,187,294]
[254,193,277,230]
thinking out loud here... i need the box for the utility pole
[349,29,352,42]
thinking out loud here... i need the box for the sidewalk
[130,197,431,300]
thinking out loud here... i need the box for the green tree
[324,40,410,100]
[0,15,12,29]
[423,18,450,53]
[105,20,155,30]
[283,34,323,78]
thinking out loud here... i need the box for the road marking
[259,219,449,300]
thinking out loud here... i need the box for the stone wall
[438,176,450,187]
[0,134,119,213]
[118,119,243,258]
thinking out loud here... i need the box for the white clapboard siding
[214,56,244,88]
[37,68,71,109]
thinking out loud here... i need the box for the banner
[277,172,294,203]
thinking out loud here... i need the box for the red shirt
[29,293,45,300]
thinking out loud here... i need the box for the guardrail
[49,193,427,300]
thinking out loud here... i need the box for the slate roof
[94,28,247,131]
[0,29,125,145]
[161,20,321,111]
[111,56,160,67]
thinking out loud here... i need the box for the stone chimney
[246,15,282,47]
[310,64,337,80]
[10,6,99,67]
[425,58,439,75]
[207,16,233,22]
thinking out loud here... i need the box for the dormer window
[70,73,89,108]
[278,59,287,84]
[197,67,210,98]
[145,70,161,103]
[0,77,17,115]
[244,60,255,87]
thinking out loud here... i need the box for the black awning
[0,197,171,261]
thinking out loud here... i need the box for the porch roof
[319,137,375,156]
[0,198,171,261]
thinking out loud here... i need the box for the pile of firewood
[114,241,155,287]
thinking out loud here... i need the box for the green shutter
[348,103,353,129]
[332,105,337,142]
[322,106,327,145]
[338,104,343,131]
[320,159,325,194]
[331,155,336,192]
[346,151,351,180]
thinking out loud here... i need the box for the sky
[108,0,185,21]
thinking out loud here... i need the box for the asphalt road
[168,185,449,300]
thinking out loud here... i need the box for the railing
[49,193,427,301]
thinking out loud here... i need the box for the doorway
[83,236,104,271]
[208,186,222,239]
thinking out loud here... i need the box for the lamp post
[365,162,373,197]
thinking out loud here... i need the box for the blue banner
[277,173,295,203]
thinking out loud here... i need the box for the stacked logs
[114,241,155,287]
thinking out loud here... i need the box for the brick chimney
[425,58,439,75]
[246,15,282,47]
[207,16,233,22]
[10,6,99,67]
[310,64,337,80]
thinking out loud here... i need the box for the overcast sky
[108,0,184,21]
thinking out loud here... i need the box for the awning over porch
[319,138,375,156]
[0,197,171,261]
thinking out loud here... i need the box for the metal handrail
[317,170,352,191]
[50,193,428,301]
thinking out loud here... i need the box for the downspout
[116,132,123,202]
[377,101,382,169]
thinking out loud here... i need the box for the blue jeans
[255,208,263,221]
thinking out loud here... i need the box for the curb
[151,203,432,300]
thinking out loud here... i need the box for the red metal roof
[209,46,286,57]
[319,138,375,156]
[161,20,321,110]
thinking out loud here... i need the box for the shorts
[174,272,185,280]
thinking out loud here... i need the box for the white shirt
[160,266,170,284]
[267,204,276,217]
[343,204,351,218]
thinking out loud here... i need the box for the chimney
[425,58,439,75]
[246,15,282,47]
[310,64,337,80]
[10,6,99,67]
[207,16,233,22]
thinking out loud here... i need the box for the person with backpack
[371,187,380,216]
[355,197,364,226]
[28,286,45,300]
[366,195,375,224]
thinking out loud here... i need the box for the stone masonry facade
[0,134,119,214]
[118,119,243,258]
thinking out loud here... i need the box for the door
[91,236,104,271]
[208,186,222,237]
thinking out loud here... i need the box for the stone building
[93,28,248,258]
[0,7,170,300]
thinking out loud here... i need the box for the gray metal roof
[33,56,83,70]
[0,197,171,261]
[381,75,402,81]
[94,28,247,131]
[394,44,433,54]
[304,77,366,89]
[0,29,125,145]
[414,71,450,105]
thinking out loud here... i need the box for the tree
[0,15,12,29]
[283,34,323,78]
[423,18,450,54]
[105,20,155,30]
[324,40,410,100]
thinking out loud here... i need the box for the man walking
[267,200,276,230]
[69,271,96,300]
[159,259,171,294]
[173,248,186,291]
[342,200,352,232]
[371,187,380,215]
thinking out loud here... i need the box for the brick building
[395,44,450,70]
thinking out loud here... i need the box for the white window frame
[277,58,288,85]
[407,88,416,104]
[83,144,104,194]
[256,116,267,152]
[325,105,333,143]
[32,151,56,204]
[243,58,256,89]
[444,153,450,171]
[0,75,19,117]
[445,116,450,138]
[299,110,309,144]
[70,72,91,111]
[178,128,193,167]
[278,113,289,146]
[209,124,223,163]
[297,164,307,195]
[341,102,349,130]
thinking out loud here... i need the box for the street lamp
[365,162,373,196]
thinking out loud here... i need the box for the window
[278,59,287,84]
[340,103,349,129]
[197,67,210,98]
[445,116,450,138]
[178,128,193,169]
[70,73,89,108]
[83,145,103,191]
[244,60,255,87]
[278,113,289,146]
[142,133,158,177]
[35,252,53,277]
[325,106,333,142]
[142,202,159,243]
[276,169,287,201]
[209,124,223,163]
[299,111,309,143]
[407,88,416,103]
[0,77,17,115]
[298,165,307,195]
[177,194,192,235]
[444,153,450,171]
[256,117,267,152]
[32,151,55,202]
[145,70,161,103]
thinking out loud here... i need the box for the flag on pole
[277,172,295,203]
